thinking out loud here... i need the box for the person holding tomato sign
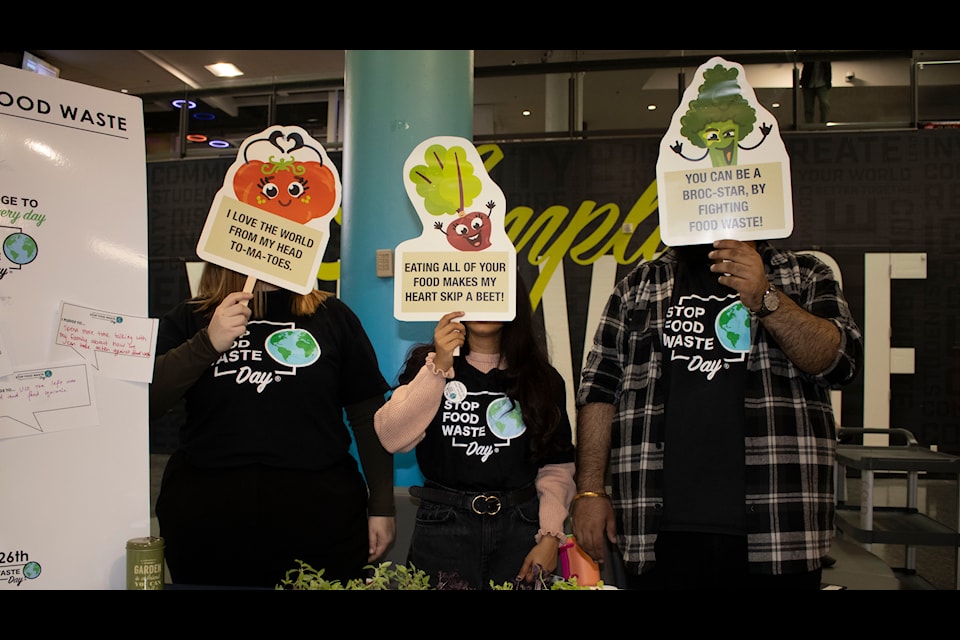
[152,125,395,589]
[152,263,395,588]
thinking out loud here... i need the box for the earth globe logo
[486,397,525,440]
[264,329,320,367]
[23,561,41,580]
[3,232,38,265]
[715,301,751,353]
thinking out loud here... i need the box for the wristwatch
[755,284,780,318]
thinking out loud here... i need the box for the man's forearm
[575,402,615,492]
[759,294,841,374]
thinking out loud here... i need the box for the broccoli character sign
[656,56,793,247]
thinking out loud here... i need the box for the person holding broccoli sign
[573,58,864,590]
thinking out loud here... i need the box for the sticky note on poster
[394,136,516,322]
[656,56,793,247]
[0,364,95,436]
[196,125,341,295]
[55,302,158,383]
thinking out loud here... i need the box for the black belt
[409,483,538,516]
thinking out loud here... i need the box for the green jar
[126,536,165,590]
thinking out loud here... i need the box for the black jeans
[623,531,822,590]
[408,483,541,590]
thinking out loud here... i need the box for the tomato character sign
[232,133,338,225]
[196,125,341,295]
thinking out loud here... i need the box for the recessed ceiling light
[209,139,231,148]
[204,63,244,78]
[192,112,216,121]
[647,104,657,111]
[522,109,531,117]
[186,134,208,143]
[772,102,781,108]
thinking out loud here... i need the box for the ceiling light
[209,139,231,148]
[171,99,196,109]
[771,102,781,108]
[647,104,657,111]
[192,112,216,121]
[186,134,208,143]
[521,109,531,117]
[204,63,244,78]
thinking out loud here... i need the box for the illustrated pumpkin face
[444,210,492,251]
[233,159,337,225]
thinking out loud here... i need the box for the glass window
[139,51,929,160]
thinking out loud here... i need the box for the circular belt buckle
[472,494,502,515]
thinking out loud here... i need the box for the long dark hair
[397,275,572,464]
[189,262,330,319]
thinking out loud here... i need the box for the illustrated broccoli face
[698,120,739,151]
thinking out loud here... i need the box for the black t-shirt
[660,247,748,535]
[415,359,574,492]
[156,290,389,470]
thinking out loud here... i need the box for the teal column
[341,50,474,487]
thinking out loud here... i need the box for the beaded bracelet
[572,490,610,502]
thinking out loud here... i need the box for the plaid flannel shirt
[577,241,864,575]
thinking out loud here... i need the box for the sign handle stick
[241,275,256,307]
[454,317,463,356]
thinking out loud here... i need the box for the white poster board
[0,64,150,589]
